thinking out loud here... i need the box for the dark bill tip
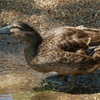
[0,25,11,35]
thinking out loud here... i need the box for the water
[0,94,13,100]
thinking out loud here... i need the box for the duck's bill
[0,25,11,35]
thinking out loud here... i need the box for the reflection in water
[0,94,13,100]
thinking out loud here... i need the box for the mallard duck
[0,21,100,91]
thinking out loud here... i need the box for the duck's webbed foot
[41,74,78,92]
[55,75,78,92]
[41,74,63,91]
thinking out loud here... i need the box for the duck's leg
[56,75,78,92]
[41,74,64,90]
[65,75,78,92]
[41,75,78,92]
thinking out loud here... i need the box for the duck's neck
[24,35,43,66]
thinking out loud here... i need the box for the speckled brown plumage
[30,26,100,75]
[0,22,100,76]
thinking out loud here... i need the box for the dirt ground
[0,0,100,100]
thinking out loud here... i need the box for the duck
[0,21,100,92]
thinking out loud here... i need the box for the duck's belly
[31,63,98,75]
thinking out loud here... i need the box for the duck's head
[0,21,42,43]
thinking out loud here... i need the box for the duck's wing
[79,27,100,46]
[47,26,100,52]
[55,27,100,51]
[37,26,100,63]
[53,27,100,63]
